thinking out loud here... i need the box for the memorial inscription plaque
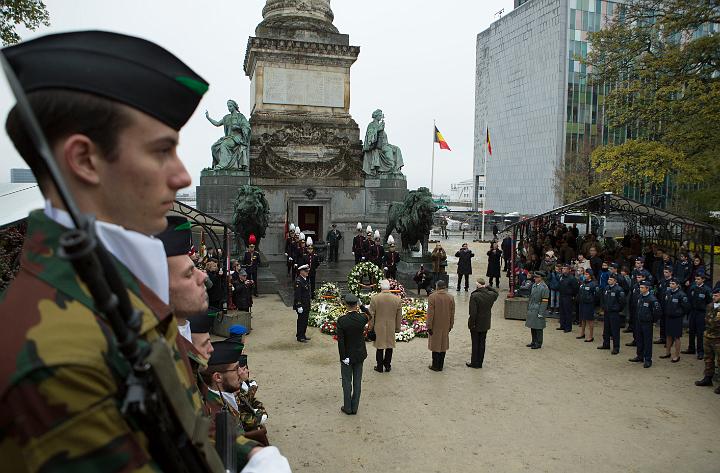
[263,67,344,108]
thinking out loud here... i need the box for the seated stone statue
[206,99,251,171]
[362,109,404,176]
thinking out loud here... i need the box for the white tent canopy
[0,183,43,228]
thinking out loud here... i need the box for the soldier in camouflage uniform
[235,355,269,434]
[695,288,720,394]
[0,31,288,471]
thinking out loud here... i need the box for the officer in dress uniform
[326,223,343,263]
[352,222,364,264]
[684,272,712,359]
[695,288,720,394]
[577,269,599,342]
[285,223,296,277]
[655,265,674,344]
[384,237,400,280]
[242,240,260,296]
[293,264,312,343]
[598,273,625,354]
[370,230,385,268]
[628,280,662,368]
[299,237,323,298]
[659,278,690,363]
[362,226,373,261]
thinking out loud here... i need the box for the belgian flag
[434,126,451,151]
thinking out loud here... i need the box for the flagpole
[431,119,436,195]
[480,125,487,241]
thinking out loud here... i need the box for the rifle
[0,53,230,473]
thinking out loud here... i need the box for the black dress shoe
[697,354,704,360]
[428,365,440,371]
[659,354,671,359]
[465,362,481,368]
[695,376,713,386]
[584,338,594,342]
[555,327,565,331]
[576,335,585,339]
[671,357,680,363]
[681,349,695,355]
[384,365,392,372]
[628,357,642,362]
[611,349,619,355]
[643,361,652,368]
[340,406,353,415]
[625,341,637,347]
[597,345,610,350]
[303,337,312,341]
[373,366,383,373]
[563,330,572,333]
[526,343,535,347]
[297,338,308,343]
[531,344,541,349]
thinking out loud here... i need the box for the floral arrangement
[346,262,384,296]
[395,324,416,342]
[318,282,341,299]
[388,279,407,299]
[320,320,337,335]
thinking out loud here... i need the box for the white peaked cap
[299,232,305,240]
[356,222,362,230]
[366,225,372,234]
[306,236,313,246]
[387,235,395,245]
[374,230,380,239]
[289,223,296,231]
[294,227,301,235]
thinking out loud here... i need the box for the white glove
[260,414,268,425]
[241,381,249,393]
[288,257,293,262]
[249,380,258,388]
[383,267,388,271]
[342,358,350,365]
[240,446,291,473]
[538,312,544,318]
[297,307,303,314]
[284,252,288,256]
[352,251,354,255]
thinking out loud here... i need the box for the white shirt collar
[209,388,239,411]
[177,320,192,342]
[43,200,169,304]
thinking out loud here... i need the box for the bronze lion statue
[232,185,269,251]
[385,187,437,255]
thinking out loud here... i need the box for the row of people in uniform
[284,225,323,296]
[351,223,401,278]
[524,264,720,394]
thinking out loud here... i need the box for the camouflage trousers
[703,336,720,381]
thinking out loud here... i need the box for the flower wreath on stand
[346,262,384,305]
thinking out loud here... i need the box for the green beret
[208,340,243,366]
[3,31,208,130]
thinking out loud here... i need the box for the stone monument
[196,99,252,223]
[234,0,407,262]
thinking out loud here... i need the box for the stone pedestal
[504,297,528,320]
[213,310,252,337]
[196,170,250,224]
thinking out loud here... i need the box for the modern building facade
[9,168,36,184]
[450,176,485,210]
[474,0,625,214]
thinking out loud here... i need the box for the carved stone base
[196,174,251,224]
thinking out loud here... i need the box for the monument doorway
[298,205,322,240]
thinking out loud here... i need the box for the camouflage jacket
[235,380,267,431]
[0,211,257,471]
[706,303,720,339]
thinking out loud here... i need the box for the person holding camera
[455,243,475,292]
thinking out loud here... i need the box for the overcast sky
[0,0,513,194]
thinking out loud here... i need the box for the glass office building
[474,0,625,214]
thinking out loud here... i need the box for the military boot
[695,376,713,387]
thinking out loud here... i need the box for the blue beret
[229,325,249,336]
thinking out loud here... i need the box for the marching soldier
[695,288,720,394]
[684,272,712,359]
[0,31,274,471]
[384,236,400,280]
[628,280,662,368]
[242,236,260,296]
[598,273,625,354]
[326,223,343,263]
[352,222,364,264]
[294,264,312,343]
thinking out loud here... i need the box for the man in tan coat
[369,280,403,372]
[427,280,455,371]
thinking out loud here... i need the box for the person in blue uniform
[659,278,690,363]
[577,269,598,342]
[625,273,646,347]
[293,264,312,343]
[684,273,712,359]
[557,264,578,333]
[655,265,674,344]
[598,273,625,354]
[628,280,662,368]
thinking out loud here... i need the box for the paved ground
[242,238,720,473]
